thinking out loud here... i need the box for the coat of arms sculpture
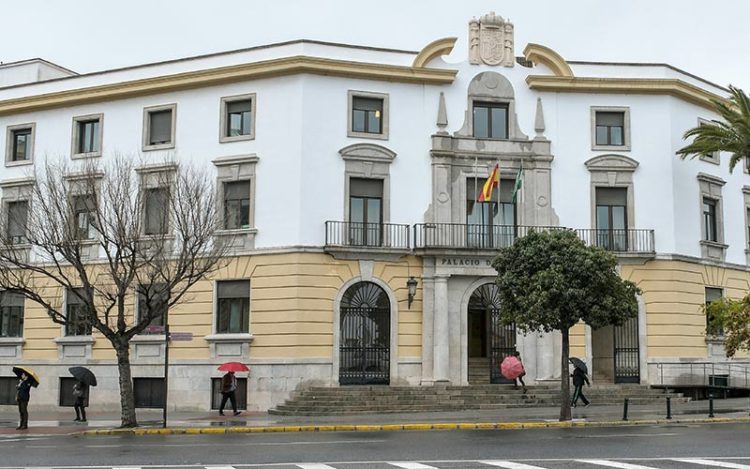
[469,12,514,67]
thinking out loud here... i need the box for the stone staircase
[269,384,687,416]
[468,357,491,384]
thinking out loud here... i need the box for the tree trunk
[559,327,572,421]
[114,342,138,428]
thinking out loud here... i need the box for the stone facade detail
[468,12,514,67]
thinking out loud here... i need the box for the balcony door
[466,178,515,249]
[349,178,383,247]
[595,187,628,251]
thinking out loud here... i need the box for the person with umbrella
[500,351,527,394]
[69,367,96,422]
[12,366,39,430]
[218,362,248,416]
[569,357,591,408]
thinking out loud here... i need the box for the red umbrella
[218,362,250,372]
[500,355,525,380]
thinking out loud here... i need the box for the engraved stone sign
[469,12,514,67]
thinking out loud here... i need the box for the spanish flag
[477,164,500,202]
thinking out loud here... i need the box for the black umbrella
[69,367,97,387]
[569,357,588,375]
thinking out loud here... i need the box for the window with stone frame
[703,197,718,242]
[223,181,251,230]
[71,194,97,240]
[352,97,384,134]
[5,200,28,245]
[142,104,176,151]
[10,128,32,162]
[66,287,92,336]
[0,290,23,338]
[348,178,383,247]
[72,115,102,157]
[226,100,252,137]
[466,177,515,248]
[595,111,625,146]
[137,283,168,334]
[705,286,724,336]
[143,187,170,235]
[472,102,509,139]
[216,280,250,334]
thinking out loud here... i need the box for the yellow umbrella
[12,366,40,388]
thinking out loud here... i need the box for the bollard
[709,397,715,418]
[666,396,672,420]
[622,398,629,421]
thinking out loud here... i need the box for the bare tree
[0,157,230,427]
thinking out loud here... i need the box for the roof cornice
[0,55,457,116]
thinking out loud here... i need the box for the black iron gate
[468,283,517,384]
[614,316,640,383]
[339,282,390,385]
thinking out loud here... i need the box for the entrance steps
[268,384,687,416]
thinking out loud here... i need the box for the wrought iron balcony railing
[575,228,655,254]
[325,221,410,250]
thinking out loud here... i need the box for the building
[0,12,747,412]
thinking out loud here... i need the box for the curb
[81,415,750,436]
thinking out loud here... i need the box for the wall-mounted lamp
[407,276,418,309]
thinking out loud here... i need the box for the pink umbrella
[500,355,525,380]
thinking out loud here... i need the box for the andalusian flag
[511,164,523,204]
[477,164,500,202]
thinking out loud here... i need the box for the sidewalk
[2,397,750,436]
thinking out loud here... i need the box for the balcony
[413,223,655,256]
[324,221,411,258]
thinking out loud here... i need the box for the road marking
[575,460,660,469]
[674,459,750,468]
[480,460,548,469]
[389,463,438,469]
[205,466,237,469]
[297,465,338,469]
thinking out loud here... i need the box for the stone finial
[437,92,448,134]
[534,97,546,140]
[468,12,514,67]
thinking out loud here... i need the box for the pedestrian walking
[510,351,527,393]
[73,380,88,422]
[570,359,590,408]
[219,371,241,416]
[16,372,32,430]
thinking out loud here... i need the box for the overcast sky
[1,0,748,90]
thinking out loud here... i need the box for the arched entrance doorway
[467,283,516,384]
[338,281,390,385]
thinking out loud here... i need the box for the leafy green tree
[492,229,640,421]
[676,85,750,172]
[705,295,750,357]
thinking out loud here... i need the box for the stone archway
[467,282,516,384]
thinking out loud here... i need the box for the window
[347,91,389,139]
[595,187,628,251]
[352,97,383,134]
[473,102,509,139]
[137,284,168,333]
[698,119,720,164]
[0,377,16,405]
[133,377,165,408]
[144,188,169,235]
[591,107,630,150]
[210,377,247,410]
[0,291,24,338]
[59,377,85,407]
[72,114,103,157]
[142,104,176,151]
[466,177,515,248]
[747,207,750,249]
[705,287,723,336]
[223,181,251,230]
[349,178,383,246]
[66,287,92,336]
[72,195,96,240]
[595,112,625,146]
[703,197,718,242]
[5,124,34,164]
[6,201,28,245]
[216,280,250,334]
[220,94,256,142]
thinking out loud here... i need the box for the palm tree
[676,85,750,172]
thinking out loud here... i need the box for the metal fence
[650,361,750,389]
[413,224,562,249]
[325,221,410,249]
[576,229,655,253]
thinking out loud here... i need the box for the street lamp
[406,276,418,309]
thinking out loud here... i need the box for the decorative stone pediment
[585,154,639,173]
[455,72,528,140]
[469,12,514,67]
[339,143,396,163]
